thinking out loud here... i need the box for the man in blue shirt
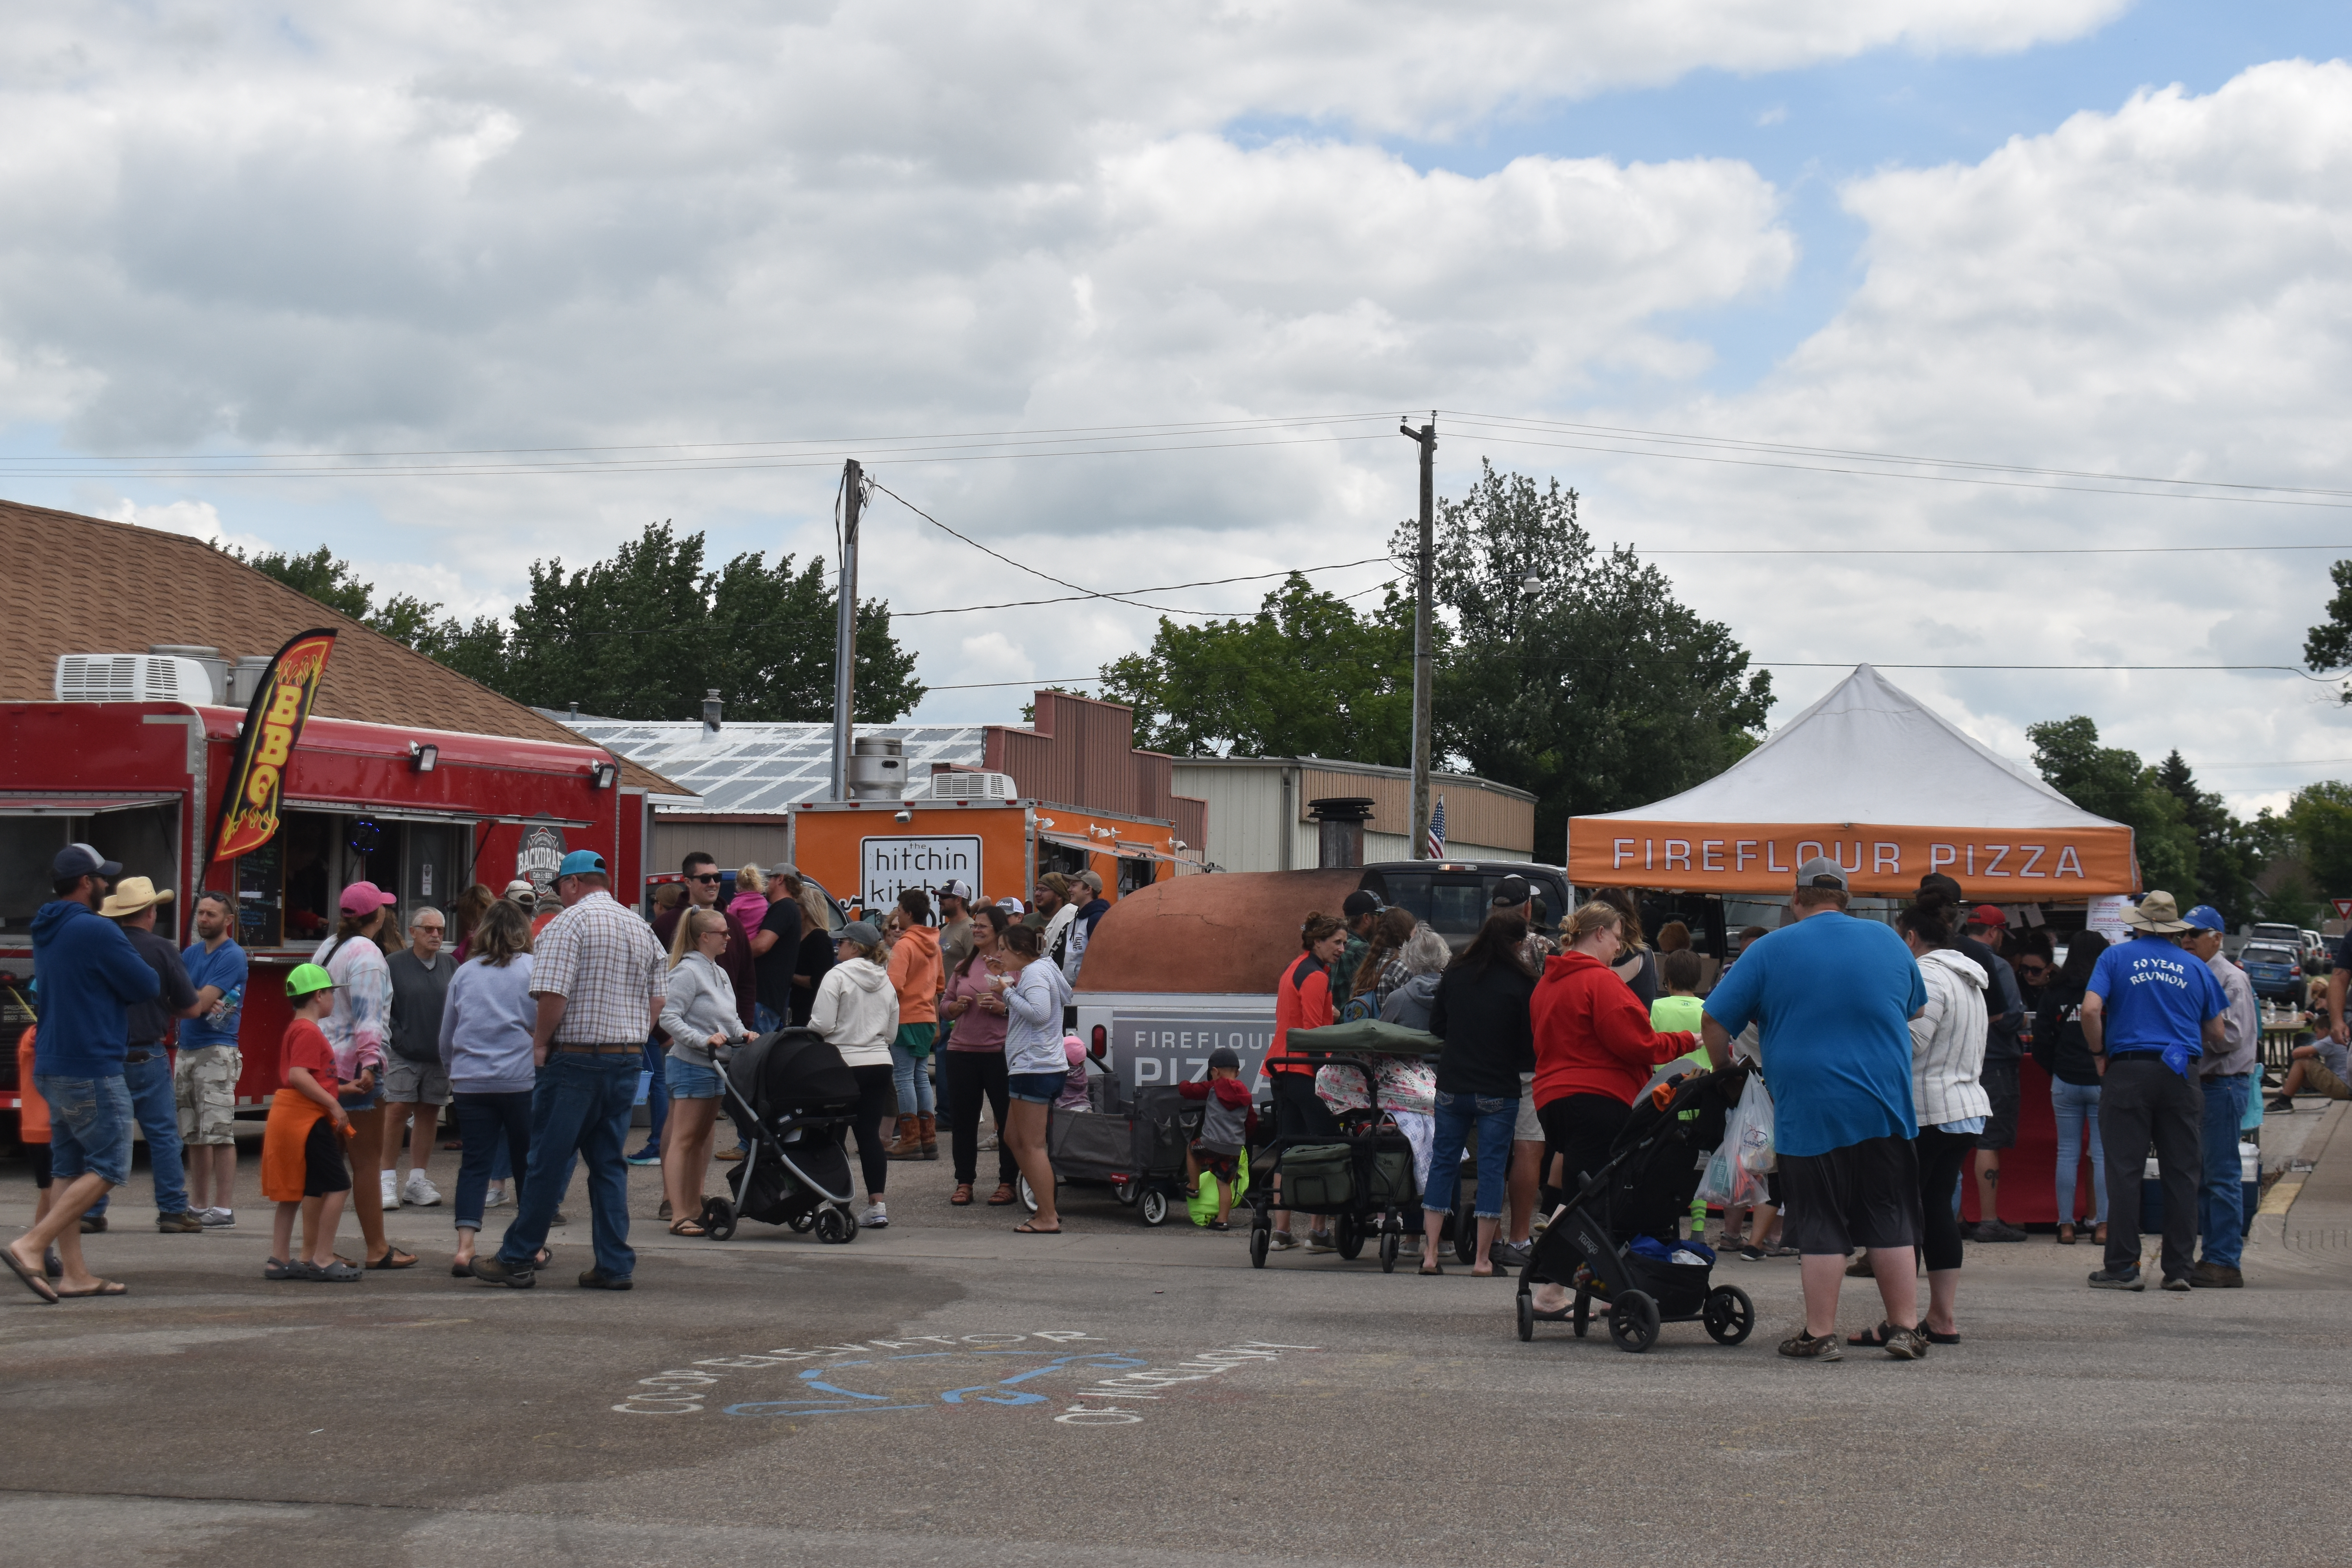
[2081,891,2227,1292]
[2,843,161,1304]
[1704,857,1931,1362]
[178,889,249,1227]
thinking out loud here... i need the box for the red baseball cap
[1969,904,2007,928]
[339,880,399,917]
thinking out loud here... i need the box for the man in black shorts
[1702,857,1932,1362]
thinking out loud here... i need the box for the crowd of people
[4,842,1113,1300]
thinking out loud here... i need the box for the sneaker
[1843,1250,1874,1277]
[1972,1219,2028,1243]
[403,1171,442,1208]
[1304,1230,1336,1254]
[626,1148,662,1167]
[549,1210,570,1227]
[2087,1265,2145,1291]
[577,1267,633,1290]
[79,1214,107,1235]
[156,1210,205,1234]
[2265,1096,2297,1114]
[1740,1242,1769,1262]
[469,1254,537,1288]
[1489,1241,1533,1270]
[860,1202,890,1229]
[2189,1261,2245,1289]
[2161,1274,2193,1292]
[200,1208,236,1229]
[484,1183,510,1209]
[380,1171,401,1209]
[1269,1230,1299,1251]
[1777,1330,1843,1361]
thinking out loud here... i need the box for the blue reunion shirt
[1702,911,1927,1159]
[2085,933,2224,1056]
[180,937,249,1050]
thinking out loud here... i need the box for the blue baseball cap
[557,849,607,877]
[2183,904,2227,933]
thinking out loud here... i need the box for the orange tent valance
[1566,818,2140,898]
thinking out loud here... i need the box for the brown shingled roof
[0,496,688,796]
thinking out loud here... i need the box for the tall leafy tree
[1100,573,1417,762]
[2153,750,2262,926]
[2303,559,2352,700]
[1395,461,1773,862]
[2286,781,2352,908]
[2027,716,2200,897]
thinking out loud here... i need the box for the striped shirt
[529,891,666,1044]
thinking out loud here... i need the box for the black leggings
[848,1065,897,1196]
[1914,1125,1973,1272]
[942,1051,1016,1186]
[1539,1093,1632,1201]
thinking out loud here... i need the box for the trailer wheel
[1138,1189,1171,1227]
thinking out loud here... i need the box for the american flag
[1426,795,1446,858]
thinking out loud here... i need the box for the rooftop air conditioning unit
[924,770,1018,802]
[54,653,215,705]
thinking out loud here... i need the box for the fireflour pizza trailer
[0,698,638,1116]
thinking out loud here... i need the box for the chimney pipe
[702,689,722,734]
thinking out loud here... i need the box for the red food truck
[1,699,641,1117]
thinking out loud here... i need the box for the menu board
[235,839,284,949]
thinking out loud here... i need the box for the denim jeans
[891,1040,936,1117]
[87,1053,186,1217]
[755,1004,783,1034]
[452,1091,532,1231]
[633,1036,670,1154]
[2050,1077,2107,1225]
[1423,1090,1517,1219]
[498,1053,639,1279]
[2198,1073,2250,1269]
[37,1071,136,1187]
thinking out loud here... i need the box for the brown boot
[918,1112,940,1160]
[884,1114,924,1160]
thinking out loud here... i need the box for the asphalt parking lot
[7,1108,2352,1568]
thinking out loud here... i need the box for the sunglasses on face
[689,873,722,884]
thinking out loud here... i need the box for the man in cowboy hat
[2079,891,2229,1292]
[99,875,204,1234]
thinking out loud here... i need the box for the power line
[893,556,1397,618]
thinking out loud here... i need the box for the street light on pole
[1400,415,1435,861]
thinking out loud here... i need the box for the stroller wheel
[813,1206,857,1245]
[787,1211,816,1233]
[1379,1230,1400,1274]
[1138,1188,1171,1227]
[1335,1212,1365,1261]
[1571,1287,1591,1339]
[702,1198,737,1242]
[1017,1175,1039,1214]
[1112,1180,1140,1207]
[1249,1224,1270,1269]
[1516,1291,1534,1342]
[1704,1283,1757,1346]
[1608,1289,1661,1354]
[1452,1201,1478,1267]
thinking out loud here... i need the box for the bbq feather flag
[211,629,338,862]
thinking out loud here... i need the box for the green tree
[237,545,376,621]
[2153,750,2262,926]
[1397,461,1773,862]
[2303,559,2352,701]
[2286,781,2352,907]
[1100,573,1417,762]
[2026,716,2199,897]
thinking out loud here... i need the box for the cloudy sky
[5,1,2350,813]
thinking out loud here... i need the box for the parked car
[1356,860,1574,951]
[2300,930,2331,975]
[2238,942,2307,1005]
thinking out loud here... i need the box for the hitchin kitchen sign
[860,835,981,909]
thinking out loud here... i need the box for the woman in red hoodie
[1530,900,1697,1212]
[1265,912,1345,1252]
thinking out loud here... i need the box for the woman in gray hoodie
[811,920,900,1229]
[437,900,539,1274]
[659,909,755,1236]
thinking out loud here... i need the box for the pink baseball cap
[339,881,399,916]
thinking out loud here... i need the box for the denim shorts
[36,1072,136,1187]
[665,1056,724,1100]
[1006,1070,1064,1105]
[339,1069,383,1112]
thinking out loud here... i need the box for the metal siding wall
[651,819,794,878]
[1172,795,1206,853]
[1133,751,1174,821]
[1171,764,1281,872]
[1298,767,1411,831]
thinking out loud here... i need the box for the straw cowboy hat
[98,877,173,918]
[2120,890,2192,933]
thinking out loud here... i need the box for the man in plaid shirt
[474,850,665,1291]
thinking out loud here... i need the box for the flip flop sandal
[3,1245,60,1304]
[1419,1261,1445,1275]
[55,1279,129,1298]
[668,1219,709,1237]
[1013,1221,1063,1234]
[987,1185,1018,1206]
[365,1249,419,1270]
[951,1184,975,1206]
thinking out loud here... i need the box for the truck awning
[284,798,595,829]
[0,791,178,817]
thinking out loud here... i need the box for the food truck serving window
[265,809,471,951]
[0,799,183,938]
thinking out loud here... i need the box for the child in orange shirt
[262,964,358,1281]
[15,1022,60,1280]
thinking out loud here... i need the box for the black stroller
[699,1027,861,1245]
[1245,1052,1421,1271]
[1515,1061,1756,1352]
[1021,1079,1197,1226]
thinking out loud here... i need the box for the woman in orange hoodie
[1530,900,1697,1213]
[884,889,944,1160]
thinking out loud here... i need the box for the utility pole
[829,459,862,802]
[1400,414,1436,860]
